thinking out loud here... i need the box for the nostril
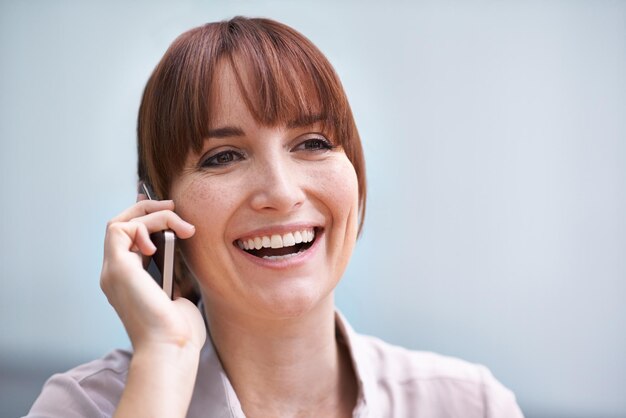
[249,176,306,212]
[255,191,304,207]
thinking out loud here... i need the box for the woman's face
[170,63,359,319]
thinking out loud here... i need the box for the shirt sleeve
[25,370,120,418]
[479,366,525,418]
[25,373,104,418]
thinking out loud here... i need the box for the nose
[249,156,306,213]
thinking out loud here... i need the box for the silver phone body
[140,182,175,299]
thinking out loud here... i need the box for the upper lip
[233,222,322,243]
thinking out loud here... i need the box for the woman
[28,17,523,417]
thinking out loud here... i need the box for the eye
[201,150,244,168]
[293,137,335,152]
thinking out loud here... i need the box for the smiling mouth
[235,228,318,260]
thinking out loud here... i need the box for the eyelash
[295,137,335,152]
[200,137,335,168]
[201,150,245,168]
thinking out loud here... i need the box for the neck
[204,296,357,417]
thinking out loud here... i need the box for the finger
[131,211,195,239]
[105,221,156,257]
[133,221,157,255]
[110,199,175,223]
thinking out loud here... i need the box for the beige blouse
[27,311,524,417]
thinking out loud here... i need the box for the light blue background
[1,1,625,417]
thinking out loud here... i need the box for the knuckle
[105,220,118,233]
[106,221,125,234]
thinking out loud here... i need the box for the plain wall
[1,1,624,417]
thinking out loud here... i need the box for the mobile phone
[139,182,175,299]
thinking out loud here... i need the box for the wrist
[133,334,203,359]
[131,343,200,369]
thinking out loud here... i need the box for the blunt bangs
[138,16,366,233]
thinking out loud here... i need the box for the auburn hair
[137,16,366,233]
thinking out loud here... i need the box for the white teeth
[237,228,316,250]
[282,232,295,246]
[270,234,283,248]
[263,252,300,260]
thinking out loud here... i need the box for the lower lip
[234,229,323,269]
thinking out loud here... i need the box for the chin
[248,278,335,320]
[191,258,338,320]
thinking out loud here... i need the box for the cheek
[174,176,233,225]
[171,176,242,293]
[176,177,213,214]
[172,176,237,261]
[309,157,359,282]
[309,156,360,230]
